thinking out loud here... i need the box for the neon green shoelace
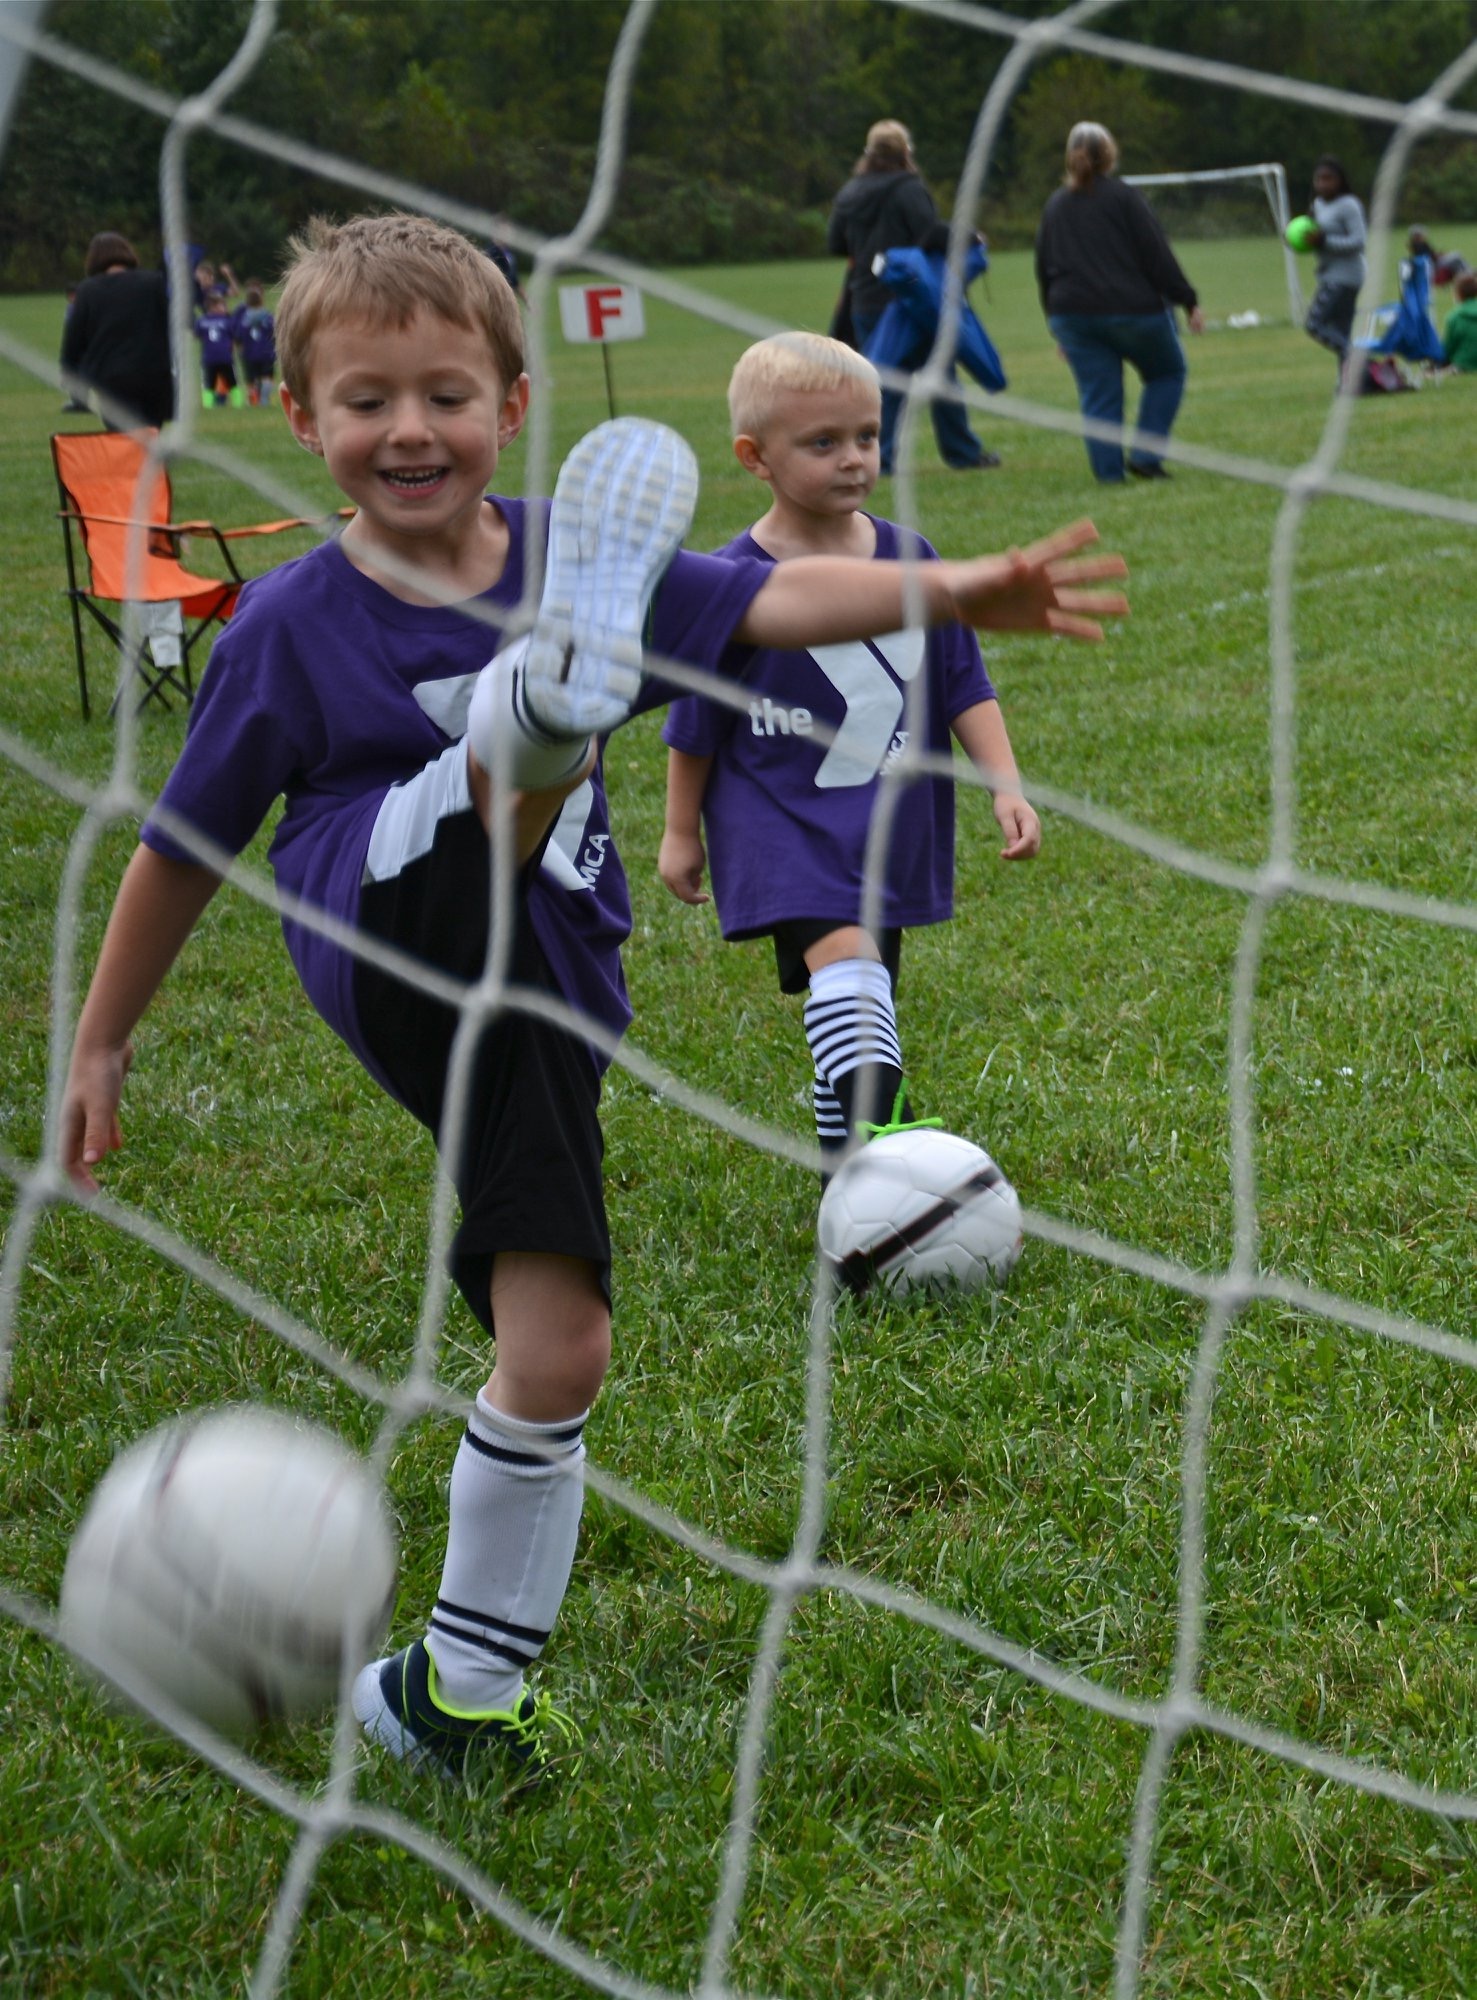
[857,1083,944,1142]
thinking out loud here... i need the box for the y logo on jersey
[808,627,926,788]
[541,780,609,895]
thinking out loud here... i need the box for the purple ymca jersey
[662,518,993,937]
[193,315,236,369]
[141,498,768,1093]
[233,305,276,366]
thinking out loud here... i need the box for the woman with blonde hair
[1035,121,1204,481]
[828,120,997,472]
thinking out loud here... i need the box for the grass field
[4,224,1477,1998]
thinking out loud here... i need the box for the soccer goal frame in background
[1125,162,1303,324]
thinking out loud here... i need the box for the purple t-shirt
[662,518,993,937]
[141,497,768,1088]
[233,305,276,367]
[193,315,236,372]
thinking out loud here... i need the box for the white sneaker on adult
[521,417,699,740]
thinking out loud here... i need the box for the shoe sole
[523,418,698,738]
[353,1655,458,1779]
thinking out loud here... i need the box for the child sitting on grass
[659,332,1040,1172]
[1442,269,1477,373]
[61,214,1126,1788]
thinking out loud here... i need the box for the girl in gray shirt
[1304,156,1367,380]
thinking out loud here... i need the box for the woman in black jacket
[60,232,175,431]
[828,120,995,472]
[1035,123,1203,481]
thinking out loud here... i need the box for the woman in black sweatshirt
[1035,123,1203,482]
[828,120,995,472]
[60,232,175,432]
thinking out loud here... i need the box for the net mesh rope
[0,3,1476,1995]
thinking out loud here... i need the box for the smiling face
[280,306,529,582]
[738,378,882,523]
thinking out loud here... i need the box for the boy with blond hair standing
[62,219,1125,1785]
[660,332,1040,1170]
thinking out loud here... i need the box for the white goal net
[3,3,1477,1997]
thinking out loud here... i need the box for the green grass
[5,224,1477,1997]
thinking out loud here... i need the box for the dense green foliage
[4,0,1477,286]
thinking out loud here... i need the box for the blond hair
[863,119,915,174]
[276,212,524,405]
[728,332,880,440]
[1064,121,1118,190]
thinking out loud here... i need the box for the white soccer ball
[60,1405,398,1739]
[818,1129,1023,1294]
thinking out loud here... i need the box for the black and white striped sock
[812,1071,848,1152]
[803,957,910,1153]
[425,1390,587,1714]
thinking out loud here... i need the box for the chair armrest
[207,506,354,540]
[57,507,244,583]
[58,507,193,537]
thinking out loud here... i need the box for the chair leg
[113,603,195,715]
[129,621,191,713]
[107,631,155,719]
[181,609,230,702]
[66,592,91,721]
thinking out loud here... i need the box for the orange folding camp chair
[52,430,343,719]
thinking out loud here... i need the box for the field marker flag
[559,283,646,419]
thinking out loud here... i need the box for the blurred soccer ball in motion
[60,1405,397,1739]
[818,1129,1023,1295]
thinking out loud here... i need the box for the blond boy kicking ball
[60,214,1127,1787]
[660,331,1043,1171]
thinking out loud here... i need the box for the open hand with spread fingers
[945,518,1130,641]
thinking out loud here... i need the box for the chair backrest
[51,430,220,608]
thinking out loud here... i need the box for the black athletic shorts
[765,918,904,996]
[354,806,609,1338]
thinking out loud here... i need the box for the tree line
[3,0,1475,292]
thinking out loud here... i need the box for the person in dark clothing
[1035,123,1203,482]
[59,231,175,432]
[60,285,90,412]
[828,120,997,473]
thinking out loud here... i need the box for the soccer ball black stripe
[831,1163,1005,1294]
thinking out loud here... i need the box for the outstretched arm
[60,845,222,1192]
[737,519,1128,651]
[951,698,1041,861]
[658,747,713,904]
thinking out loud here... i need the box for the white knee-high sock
[425,1389,587,1713]
[467,641,592,790]
[803,957,909,1149]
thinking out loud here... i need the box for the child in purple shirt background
[231,279,277,406]
[193,288,239,406]
[60,215,1127,1787]
[661,333,1041,1172]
